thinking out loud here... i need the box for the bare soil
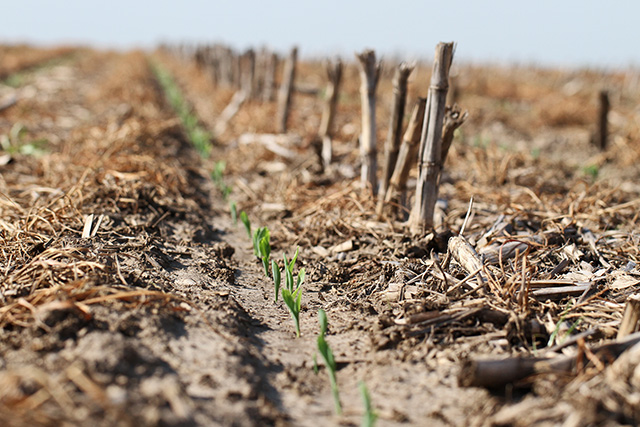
[1,47,640,426]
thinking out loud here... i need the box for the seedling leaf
[240,211,251,238]
[259,233,271,276]
[230,201,237,225]
[290,247,299,270]
[318,308,328,336]
[282,288,301,337]
[284,253,294,292]
[296,267,306,290]
[316,309,341,415]
[272,260,281,302]
[359,382,377,427]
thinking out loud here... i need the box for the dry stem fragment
[355,49,382,194]
[409,42,455,233]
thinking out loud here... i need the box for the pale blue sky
[3,1,638,68]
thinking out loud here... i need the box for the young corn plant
[211,161,232,199]
[240,211,251,238]
[252,227,271,277]
[230,201,238,226]
[547,301,581,347]
[258,229,271,277]
[359,382,377,427]
[150,62,212,157]
[315,309,342,415]
[282,286,302,338]
[281,248,305,337]
[283,248,301,292]
[272,259,281,302]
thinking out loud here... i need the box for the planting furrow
[152,53,496,426]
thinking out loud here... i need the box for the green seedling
[150,62,212,158]
[272,259,281,302]
[1,123,48,157]
[252,226,268,256]
[240,211,251,238]
[582,164,599,180]
[230,201,237,225]
[316,309,341,414]
[211,161,232,199]
[283,247,300,291]
[258,230,271,277]
[547,301,580,347]
[359,382,377,427]
[281,248,305,337]
[282,285,302,338]
[248,227,270,277]
[211,161,224,184]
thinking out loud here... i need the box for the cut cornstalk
[440,104,468,165]
[318,59,343,168]
[262,52,278,102]
[595,89,609,150]
[379,62,414,201]
[276,46,298,133]
[618,294,640,339]
[379,98,426,219]
[355,49,382,194]
[384,103,467,220]
[409,42,455,234]
[241,49,256,99]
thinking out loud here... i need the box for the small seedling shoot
[230,201,237,225]
[283,247,300,292]
[359,382,377,427]
[258,229,271,277]
[316,309,342,415]
[272,259,281,302]
[240,211,251,238]
[211,160,232,199]
[281,248,305,337]
[281,286,302,338]
[547,301,581,347]
[251,227,271,276]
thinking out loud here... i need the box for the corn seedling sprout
[281,248,304,337]
[283,247,299,291]
[258,230,271,277]
[281,286,302,338]
[547,301,576,347]
[150,62,212,157]
[251,227,271,277]
[272,259,281,302]
[240,211,251,238]
[316,309,342,415]
[211,161,232,199]
[230,201,237,225]
[359,382,377,427]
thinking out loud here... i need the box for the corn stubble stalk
[355,50,382,194]
[276,46,298,133]
[318,59,343,169]
[379,62,414,203]
[595,89,609,151]
[241,48,256,99]
[379,102,466,220]
[409,42,455,234]
[262,52,278,102]
[440,105,468,164]
[617,294,640,339]
[379,98,426,219]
